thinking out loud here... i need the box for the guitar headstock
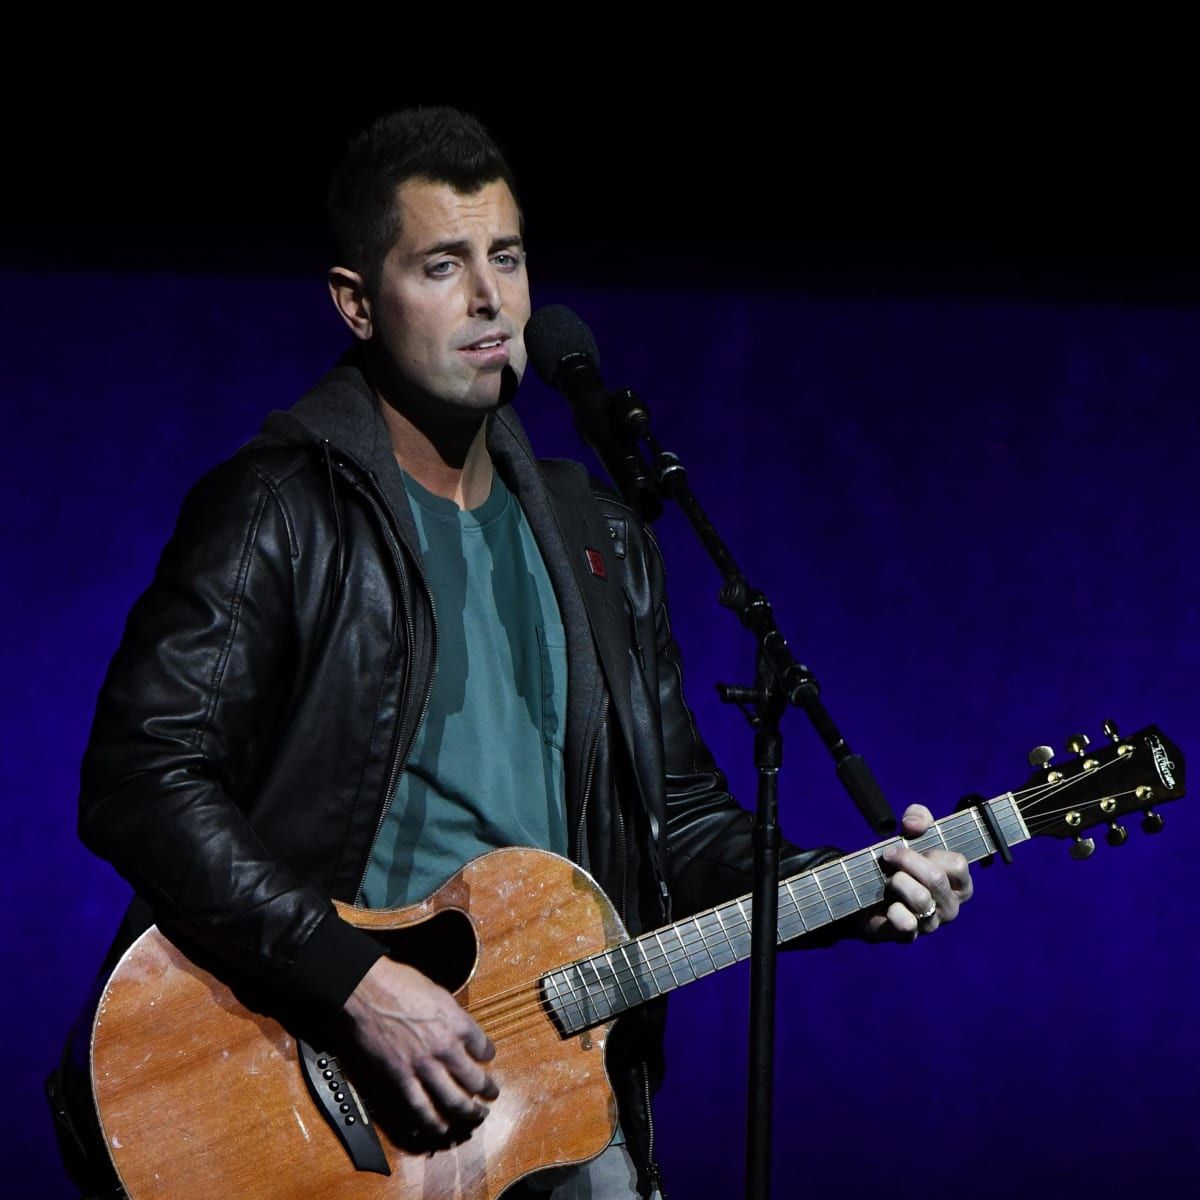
[1017,721,1185,858]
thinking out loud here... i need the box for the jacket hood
[259,353,393,479]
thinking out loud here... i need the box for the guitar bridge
[297,1039,389,1175]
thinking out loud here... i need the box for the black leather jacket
[71,360,840,1192]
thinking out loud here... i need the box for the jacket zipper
[573,693,608,866]
[352,468,439,901]
[642,1061,665,1196]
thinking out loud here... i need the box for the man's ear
[328,267,372,340]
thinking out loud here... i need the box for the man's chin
[454,364,521,412]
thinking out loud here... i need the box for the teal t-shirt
[360,468,568,908]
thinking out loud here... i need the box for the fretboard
[542,795,1029,1036]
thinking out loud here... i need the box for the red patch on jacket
[585,547,607,580]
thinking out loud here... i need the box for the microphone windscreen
[523,305,601,387]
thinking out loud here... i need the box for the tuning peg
[1141,811,1165,834]
[1106,822,1129,847]
[1070,836,1096,860]
[1102,719,1121,743]
[1065,733,1091,756]
[1028,745,1054,769]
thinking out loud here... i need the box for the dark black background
[5,71,1196,303]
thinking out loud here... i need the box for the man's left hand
[863,804,974,942]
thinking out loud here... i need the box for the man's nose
[468,263,503,318]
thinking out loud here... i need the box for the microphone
[524,305,662,521]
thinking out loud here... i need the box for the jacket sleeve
[78,457,384,1010]
[642,524,848,938]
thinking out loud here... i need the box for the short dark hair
[328,106,519,291]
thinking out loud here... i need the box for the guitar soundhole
[372,909,477,994]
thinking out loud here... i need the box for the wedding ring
[916,903,937,921]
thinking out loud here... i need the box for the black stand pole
[596,387,897,1200]
[746,714,782,1200]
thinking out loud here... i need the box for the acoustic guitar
[90,722,1184,1198]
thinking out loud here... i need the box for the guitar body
[91,847,628,1200]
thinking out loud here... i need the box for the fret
[839,858,862,907]
[779,877,807,927]
[664,924,700,985]
[625,940,657,1002]
[542,969,563,1021]
[570,963,603,1027]
[581,956,617,1022]
[777,879,809,942]
[696,909,737,969]
[966,807,994,857]
[648,930,679,988]
[951,812,981,855]
[908,826,938,854]
[734,896,752,939]
[785,877,819,930]
[628,931,676,998]
[615,943,649,1007]
[961,811,992,858]
[810,869,834,926]
[712,904,747,963]
[854,850,887,906]
[549,968,587,1033]
[676,918,718,978]
[686,916,720,974]
[549,969,575,1025]
[828,863,861,921]
[604,947,641,1011]
[958,810,983,856]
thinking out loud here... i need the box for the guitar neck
[543,794,1029,1035]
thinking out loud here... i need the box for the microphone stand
[600,388,897,1200]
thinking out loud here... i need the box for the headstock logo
[1148,735,1176,789]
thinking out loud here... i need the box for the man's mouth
[461,334,508,351]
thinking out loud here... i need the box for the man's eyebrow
[418,234,524,258]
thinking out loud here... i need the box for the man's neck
[376,396,494,511]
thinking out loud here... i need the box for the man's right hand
[343,957,498,1135]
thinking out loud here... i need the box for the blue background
[5,262,1197,1196]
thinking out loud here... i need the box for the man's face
[368,177,530,412]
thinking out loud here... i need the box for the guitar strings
[476,801,1010,1025]
[484,810,1098,1040]
[480,800,1116,1043]
[480,810,1070,1036]
[603,785,1120,1020]
[473,758,1138,1038]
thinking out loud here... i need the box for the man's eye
[493,252,521,270]
[426,261,456,277]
